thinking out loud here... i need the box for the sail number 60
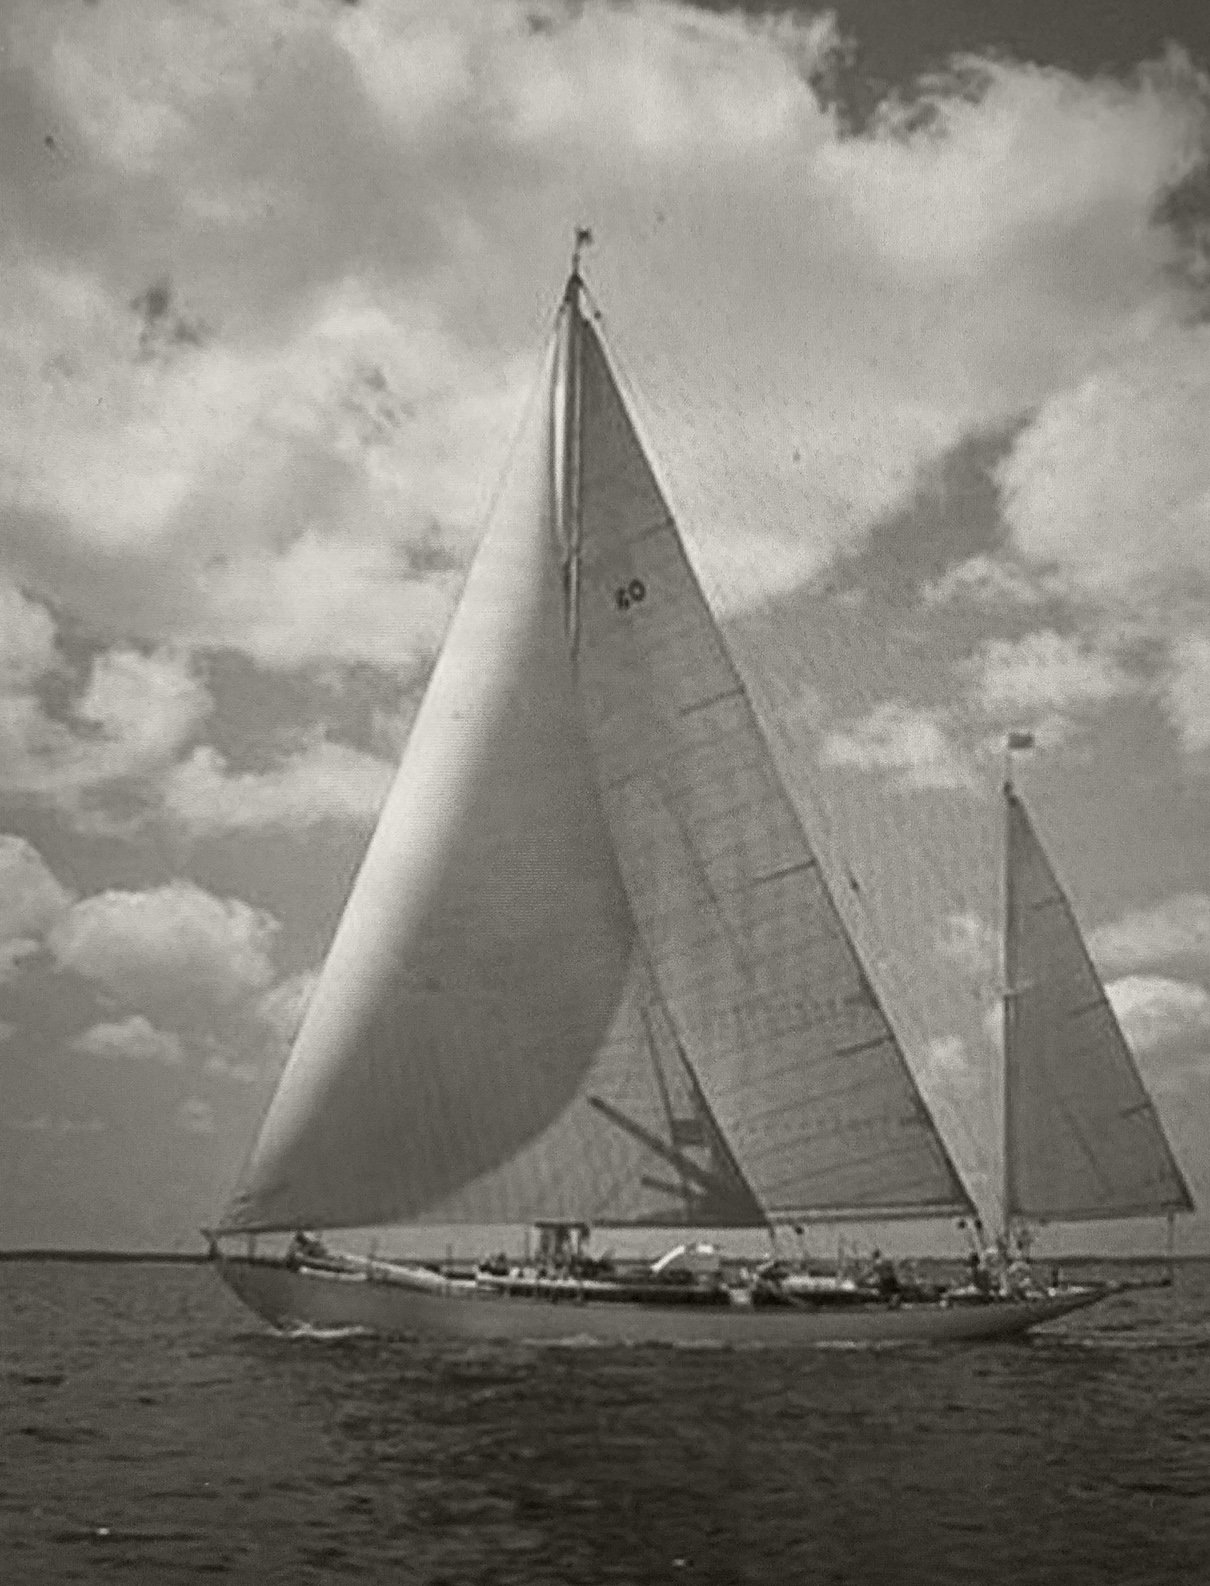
[615,578,647,611]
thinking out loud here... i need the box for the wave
[278,1321,377,1343]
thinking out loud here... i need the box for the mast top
[1002,730,1035,796]
[566,225,593,300]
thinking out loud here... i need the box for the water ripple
[4,1261,1210,1584]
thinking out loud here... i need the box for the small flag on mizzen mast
[1006,730,1036,751]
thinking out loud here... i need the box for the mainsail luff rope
[560,264,585,651]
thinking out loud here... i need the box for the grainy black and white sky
[2,0,1208,1250]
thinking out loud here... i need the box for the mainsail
[569,303,970,1224]
[221,263,974,1236]
[1002,786,1193,1224]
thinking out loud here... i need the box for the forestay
[1003,789,1193,1223]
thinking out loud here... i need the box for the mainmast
[560,226,592,650]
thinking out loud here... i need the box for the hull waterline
[214,1257,1111,1346]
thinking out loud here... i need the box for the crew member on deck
[1005,1252,1034,1298]
[871,1249,901,1300]
[982,1235,1009,1295]
[968,1249,992,1297]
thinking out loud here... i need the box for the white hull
[215,1257,1110,1347]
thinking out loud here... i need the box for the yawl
[210,241,1193,1345]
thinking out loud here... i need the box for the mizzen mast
[1000,729,1035,1246]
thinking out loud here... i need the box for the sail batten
[1002,788,1193,1224]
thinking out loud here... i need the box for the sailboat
[209,240,1192,1345]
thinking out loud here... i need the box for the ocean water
[3,1261,1210,1585]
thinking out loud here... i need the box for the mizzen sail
[1003,788,1193,1223]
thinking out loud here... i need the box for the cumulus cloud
[1107,974,1210,1053]
[48,880,279,1011]
[998,323,1210,600]
[920,556,1053,609]
[71,1014,184,1066]
[190,528,459,676]
[196,968,318,1082]
[965,629,1135,720]
[1,269,479,677]
[162,739,392,834]
[78,649,209,764]
[995,322,1210,756]
[0,582,59,686]
[1166,633,1210,754]
[0,833,74,980]
[820,701,975,790]
[0,833,74,940]
[1,0,1205,679]
[1092,894,1210,974]
[1,264,264,556]
[255,968,318,1055]
[0,641,211,803]
[0,0,1206,1246]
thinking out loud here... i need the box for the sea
[3,1259,1210,1586]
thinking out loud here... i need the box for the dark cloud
[819,427,1021,608]
[723,1,1210,82]
[1156,149,1210,312]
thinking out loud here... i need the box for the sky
[2,0,1208,1254]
